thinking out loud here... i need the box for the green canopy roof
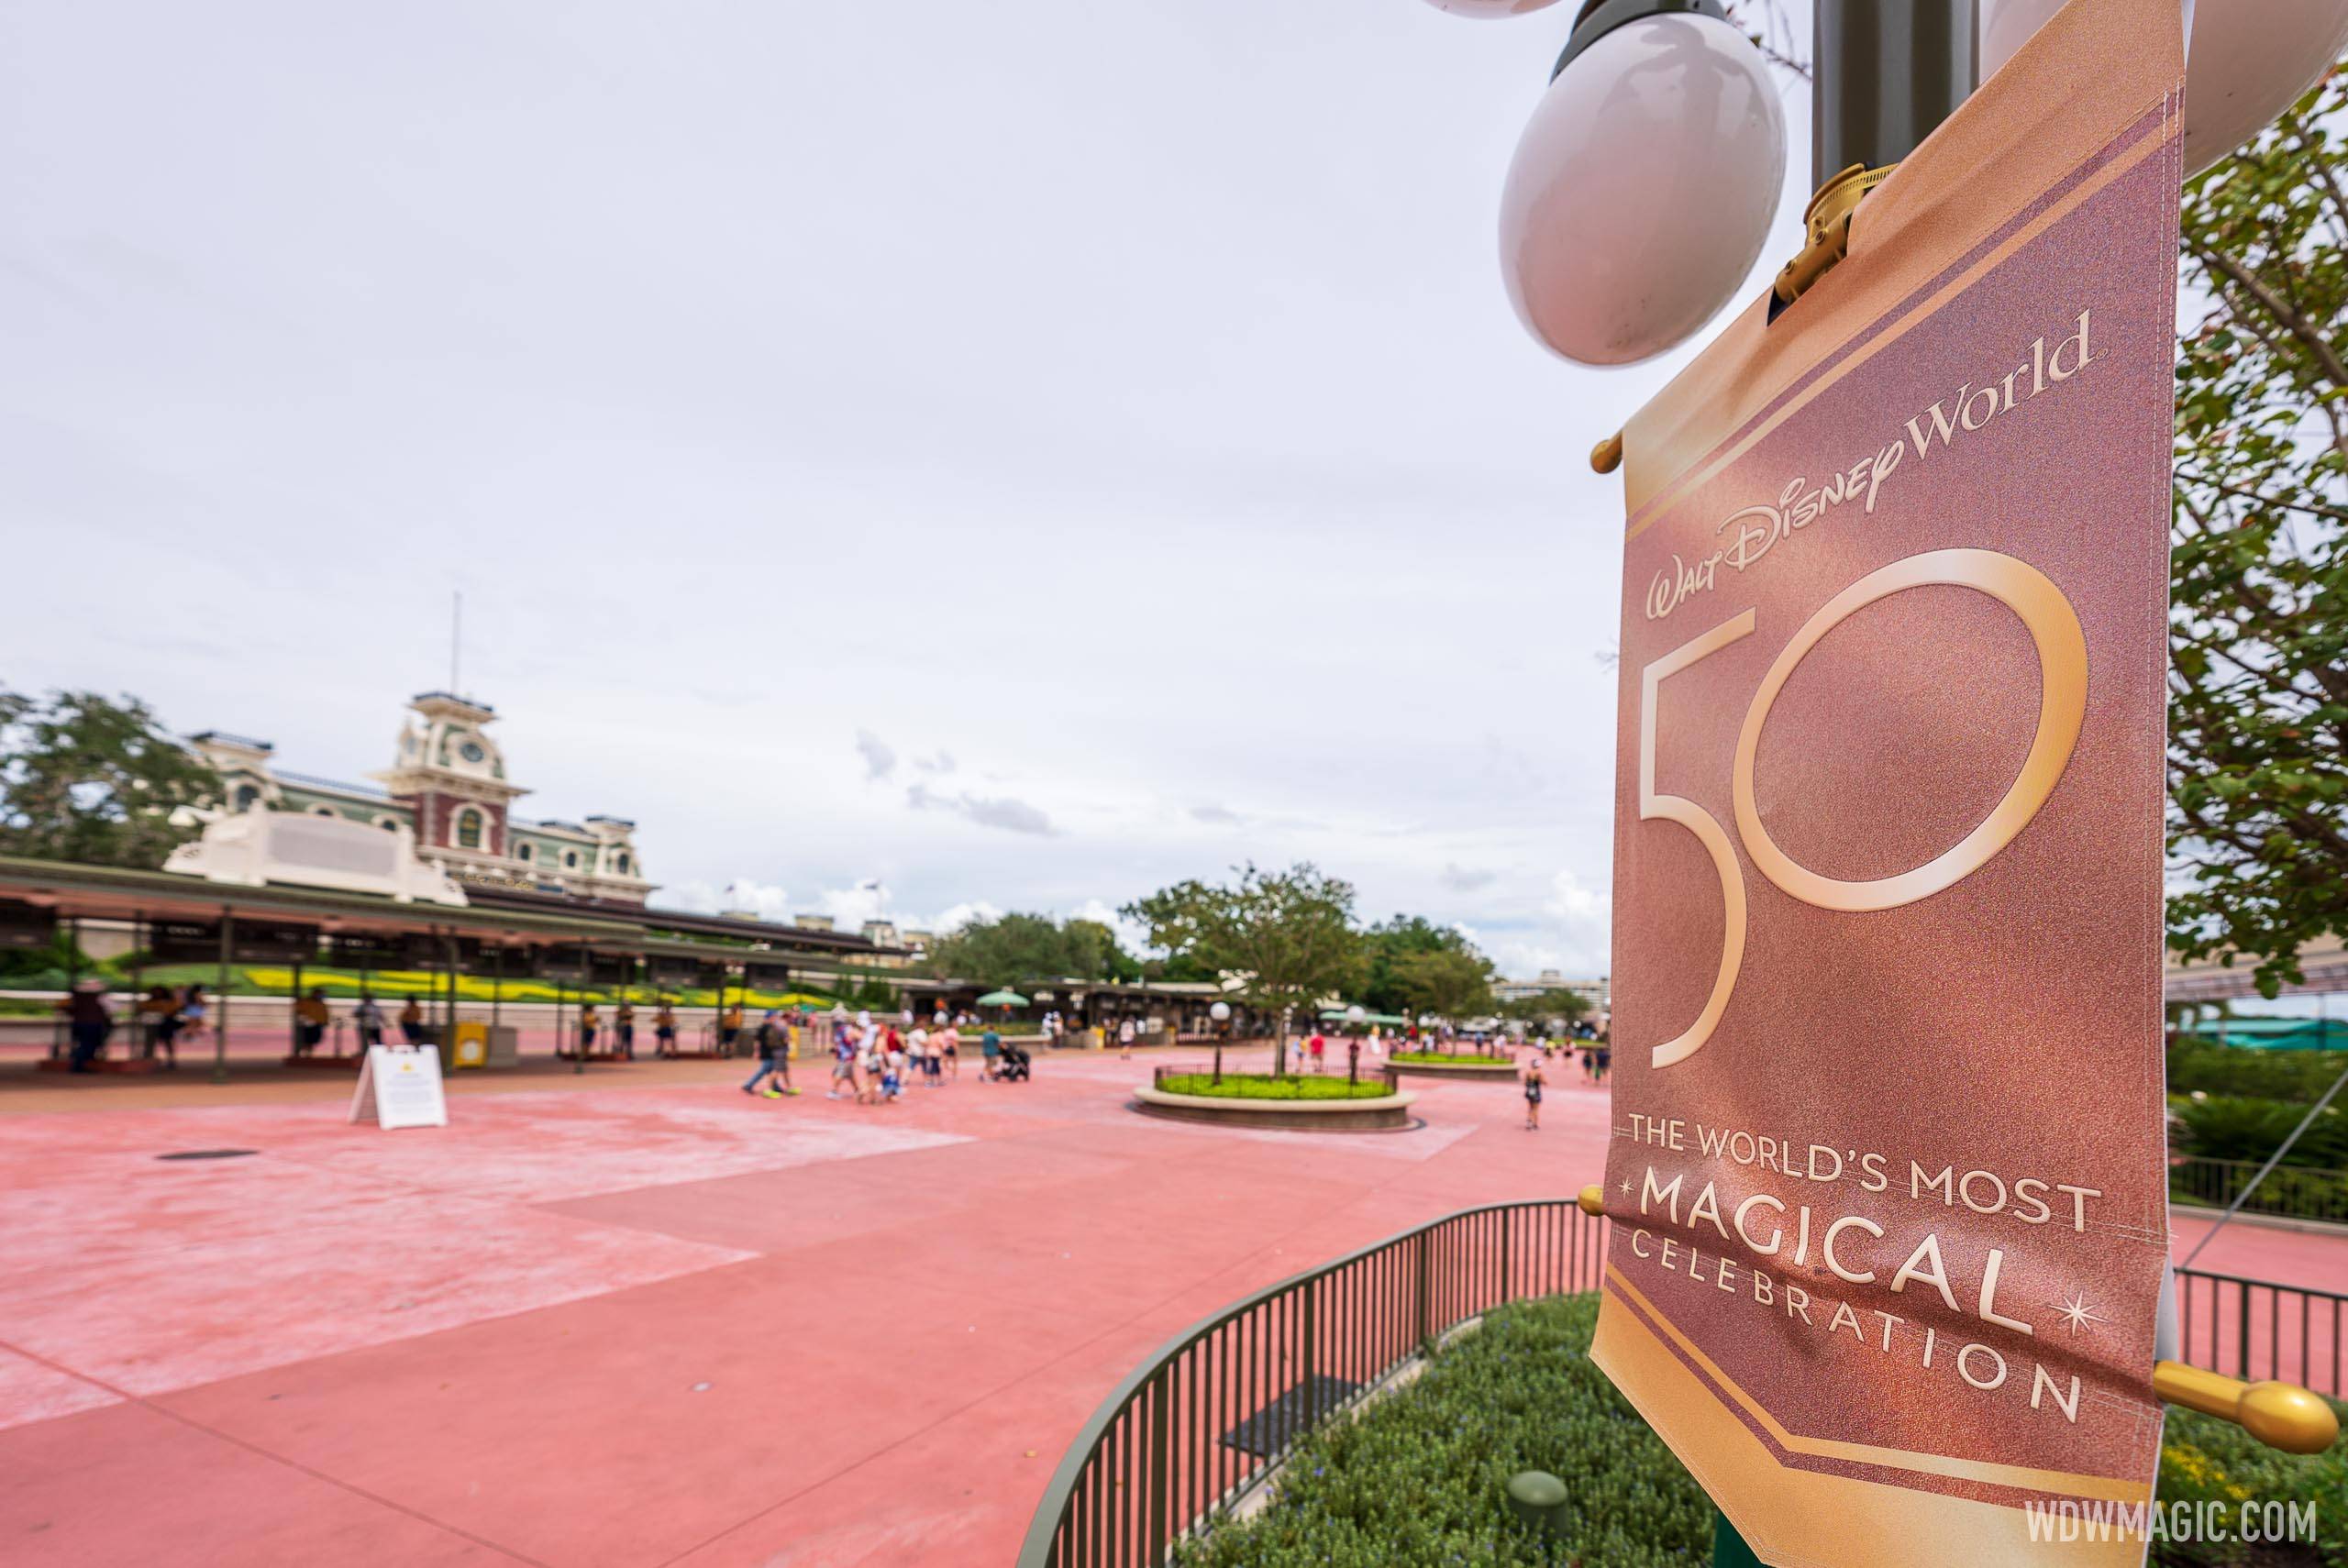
[1317,1008,1407,1026]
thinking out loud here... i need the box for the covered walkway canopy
[0,855,893,1079]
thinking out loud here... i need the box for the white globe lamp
[1208,1000,1231,1023]
[1500,0,1787,365]
[1346,1005,1368,1026]
[1981,0,2348,174]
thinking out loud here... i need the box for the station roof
[460,884,905,956]
[0,856,847,976]
[0,856,625,944]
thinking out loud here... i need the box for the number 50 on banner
[1642,547,2088,1067]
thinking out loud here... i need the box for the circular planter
[1386,1055,1522,1081]
[1131,1081,1419,1132]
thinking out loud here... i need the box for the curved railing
[1015,1197,1611,1568]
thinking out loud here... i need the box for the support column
[212,911,234,1084]
[289,957,305,1059]
[1811,0,1975,185]
[127,916,146,1062]
[57,915,81,1062]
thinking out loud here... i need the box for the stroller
[996,1041,1033,1082]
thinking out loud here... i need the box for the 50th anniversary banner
[1595,1,2186,1563]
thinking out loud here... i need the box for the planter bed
[1133,1073,1418,1132]
[1387,1055,1521,1080]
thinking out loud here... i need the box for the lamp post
[1439,0,2348,374]
[1345,1003,1368,1083]
[1208,999,1232,1085]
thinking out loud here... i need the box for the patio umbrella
[976,989,1027,1009]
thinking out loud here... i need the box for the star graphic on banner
[2054,1293,2104,1336]
[1618,1176,1635,1198]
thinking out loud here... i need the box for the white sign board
[349,1044,449,1130]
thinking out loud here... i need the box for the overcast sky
[1,1,1817,977]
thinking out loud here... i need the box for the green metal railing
[2172,1155,2348,1226]
[1015,1198,1610,1568]
[1019,1194,2348,1568]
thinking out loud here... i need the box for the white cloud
[856,730,898,782]
[927,900,1002,935]
[0,0,1820,970]
[906,781,1055,836]
[671,878,791,921]
[1070,897,1150,955]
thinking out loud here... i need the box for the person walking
[176,984,209,1063]
[742,1010,797,1098]
[293,987,331,1056]
[654,1001,678,1057]
[398,996,425,1045]
[1117,1016,1136,1061]
[828,1018,858,1099]
[577,1000,601,1057]
[939,1018,959,1081]
[854,1011,880,1104]
[980,1023,1001,1081]
[1309,1031,1326,1074]
[719,1001,745,1056]
[1523,1055,1545,1131]
[615,999,637,1060]
[140,985,180,1065]
[61,979,112,1073]
[354,992,385,1052]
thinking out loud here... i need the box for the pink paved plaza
[3,1049,2342,1568]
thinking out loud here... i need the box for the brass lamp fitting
[1773,162,1894,307]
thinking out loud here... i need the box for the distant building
[1492,969,1609,1012]
[187,691,654,906]
[856,921,935,971]
[792,913,836,932]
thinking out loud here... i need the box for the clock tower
[371,691,531,878]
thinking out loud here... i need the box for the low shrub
[2169,1043,2348,1107]
[1175,1295,1709,1567]
[1174,1294,2347,1568]
[1157,1073,1394,1101]
[1390,1049,1515,1066]
[2171,1093,2348,1168]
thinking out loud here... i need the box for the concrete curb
[1131,1081,1418,1132]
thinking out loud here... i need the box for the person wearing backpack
[742,1010,797,1098]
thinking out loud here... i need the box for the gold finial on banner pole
[2153,1362,2341,1455]
[1589,433,1623,475]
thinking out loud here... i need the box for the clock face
[459,739,487,764]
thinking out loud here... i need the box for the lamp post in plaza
[1420,5,2348,1566]
[1431,0,2348,393]
[1208,999,1231,1084]
[1345,1002,1368,1083]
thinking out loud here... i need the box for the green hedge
[2171,1093,2348,1168]
[2169,1043,2348,1106]
[1157,1073,1395,1101]
[1174,1295,1708,1567]
[1390,1049,1515,1066]
[1175,1294,2347,1568]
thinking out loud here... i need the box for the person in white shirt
[1117,1017,1137,1060]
